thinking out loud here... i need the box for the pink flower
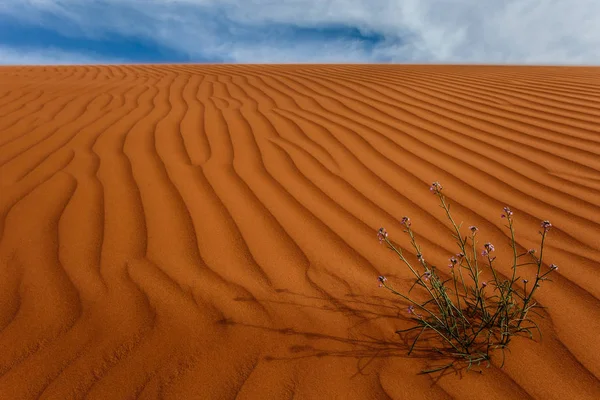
[541,220,552,232]
[423,271,432,281]
[378,275,387,287]
[528,249,536,254]
[401,216,411,227]
[469,226,478,234]
[448,256,458,268]
[481,243,494,257]
[407,305,415,314]
[481,281,487,287]
[430,181,443,194]
[501,206,513,219]
[417,253,425,264]
[377,227,388,244]
[550,264,558,271]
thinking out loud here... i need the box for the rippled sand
[0,65,599,399]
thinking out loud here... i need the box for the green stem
[518,231,547,326]
[384,237,447,325]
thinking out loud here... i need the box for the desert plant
[377,182,557,374]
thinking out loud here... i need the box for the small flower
[448,256,458,268]
[456,252,465,259]
[550,264,558,271]
[528,249,536,254]
[400,216,411,227]
[541,220,552,232]
[407,305,415,314]
[378,275,387,287]
[417,253,425,264]
[429,181,443,194]
[481,281,487,287]
[469,226,478,234]
[377,227,388,244]
[501,206,513,219]
[423,270,432,281]
[482,243,495,256]
[523,279,529,284]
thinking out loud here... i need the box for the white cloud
[0,45,121,65]
[1,0,599,64]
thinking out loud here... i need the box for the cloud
[0,45,122,65]
[0,0,599,64]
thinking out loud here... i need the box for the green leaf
[408,326,427,355]
[419,362,455,375]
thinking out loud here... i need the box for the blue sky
[0,0,599,65]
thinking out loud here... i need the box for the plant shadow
[228,289,483,380]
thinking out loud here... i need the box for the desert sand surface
[0,64,599,399]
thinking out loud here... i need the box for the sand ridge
[0,64,599,399]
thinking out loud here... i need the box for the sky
[0,0,599,65]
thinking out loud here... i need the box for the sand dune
[0,64,599,399]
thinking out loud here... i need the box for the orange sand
[0,65,599,399]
